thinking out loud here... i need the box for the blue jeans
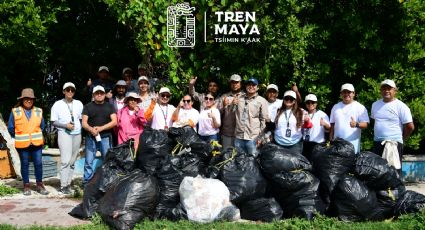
[84,134,112,183]
[199,133,219,143]
[18,145,43,184]
[235,138,258,157]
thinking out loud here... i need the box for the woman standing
[302,94,330,161]
[274,90,312,154]
[198,93,221,142]
[50,82,83,195]
[117,92,147,150]
[8,88,48,195]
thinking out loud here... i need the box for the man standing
[81,85,117,184]
[51,82,83,194]
[85,66,114,101]
[371,79,414,171]
[109,80,128,112]
[330,83,369,153]
[234,78,269,156]
[265,84,282,122]
[218,74,245,149]
[122,67,139,93]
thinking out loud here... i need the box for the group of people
[7,64,414,195]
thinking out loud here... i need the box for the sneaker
[60,186,72,195]
[36,182,49,195]
[23,183,31,196]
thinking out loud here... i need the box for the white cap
[138,63,147,69]
[266,84,279,92]
[115,80,127,87]
[63,82,76,90]
[122,67,132,74]
[283,90,296,99]
[305,94,318,102]
[159,87,171,94]
[92,85,105,93]
[98,66,109,72]
[341,83,355,92]
[125,92,141,102]
[138,76,149,84]
[229,74,242,82]
[380,79,397,89]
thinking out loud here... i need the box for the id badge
[305,134,310,141]
[285,128,291,137]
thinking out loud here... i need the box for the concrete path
[1,176,424,228]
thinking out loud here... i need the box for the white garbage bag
[381,140,401,169]
[179,175,240,223]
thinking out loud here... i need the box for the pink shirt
[117,106,147,148]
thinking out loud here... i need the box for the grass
[0,211,424,230]
[0,183,20,197]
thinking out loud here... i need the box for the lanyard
[284,110,292,128]
[64,99,74,122]
[309,111,315,120]
[160,104,168,124]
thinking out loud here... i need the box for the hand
[87,78,92,86]
[291,83,298,92]
[179,100,184,107]
[208,111,213,118]
[189,76,197,85]
[66,123,75,130]
[223,97,230,107]
[90,127,99,136]
[320,118,326,126]
[134,106,140,112]
[152,92,158,101]
[232,95,239,105]
[350,117,356,128]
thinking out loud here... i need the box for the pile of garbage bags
[70,128,425,229]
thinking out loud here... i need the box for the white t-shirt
[50,99,84,135]
[330,101,370,153]
[115,97,125,111]
[371,99,413,143]
[274,109,307,146]
[172,108,200,131]
[198,108,221,136]
[304,110,329,143]
[268,99,282,122]
[150,104,176,130]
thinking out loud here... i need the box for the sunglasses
[204,97,214,101]
[183,99,191,103]
[65,88,75,93]
[160,94,170,98]
[284,97,295,101]
[306,101,316,105]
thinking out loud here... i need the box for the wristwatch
[355,122,360,128]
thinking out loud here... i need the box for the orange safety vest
[12,106,44,148]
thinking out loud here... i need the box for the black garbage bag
[168,126,202,146]
[98,169,159,230]
[329,175,378,221]
[259,143,312,175]
[155,203,188,221]
[312,138,356,204]
[270,170,324,220]
[98,160,129,192]
[219,147,266,204]
[104,140,136,172]
[135,128,171,174]
[239,197,283,222]
[170,151,201,177]
[69,168,105,219]
[355,151,404,191]
[370,186,406,220]
[394,190,425,216]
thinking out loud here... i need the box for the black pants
[373,141,403,176]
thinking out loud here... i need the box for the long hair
[275,99,304,128]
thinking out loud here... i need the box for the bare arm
[96,113,117,133]
[329,123,335,141]
[82,115,97,136]
[403,122,415,141]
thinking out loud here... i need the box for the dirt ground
[1,176,425,228]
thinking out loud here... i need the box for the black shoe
[60,186,72,195]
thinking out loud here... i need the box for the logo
[167,3,196,48]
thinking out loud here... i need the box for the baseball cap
[122,67,132,74]
[266,84,279,92]
[63,82,76,90]
[159,87,171,94]
[115,80,127,87]
[305,94,318,102]
[246,78,259,85]
[380,79,397,89]
[98,66,109,72]
[283,90,297,99]
[340,83,355,92]
[138,76,149,84]
[93,85,105,93]
[229,74,242,82]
